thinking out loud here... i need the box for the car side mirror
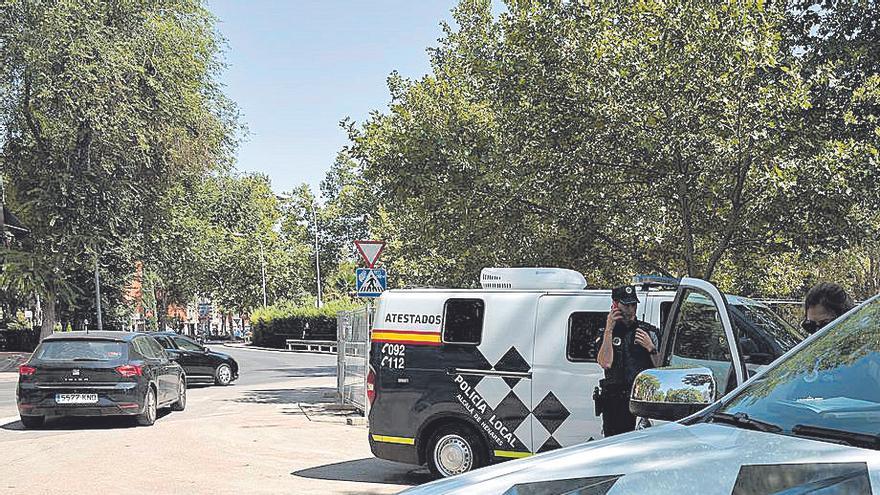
[629,367,716,421]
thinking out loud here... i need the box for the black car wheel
[214,363,233,386]
[20,415,44,429]
[136,387,157,426]
[170,377,186,412]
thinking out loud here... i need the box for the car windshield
[718,297,880,447]
[734,303,806,351]
[33,340,127,362]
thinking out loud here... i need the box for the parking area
[0,346,427,495]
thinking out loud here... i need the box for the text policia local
[453,375,519,449]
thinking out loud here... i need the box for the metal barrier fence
[286,339,337,354]
[337,306,372,413]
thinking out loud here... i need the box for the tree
[346,0,879,292]
[0,0,236,339]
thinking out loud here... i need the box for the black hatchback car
[152,332,238,386]
[17,331,186,428]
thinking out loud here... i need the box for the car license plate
[55,393,98,404]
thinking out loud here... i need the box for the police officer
[596,285,661,436]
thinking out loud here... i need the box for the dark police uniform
[598,285,660,437]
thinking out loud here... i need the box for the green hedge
[251,300,362,349]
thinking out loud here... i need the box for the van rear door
[531,294,608,449]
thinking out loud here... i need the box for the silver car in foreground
[403,295,880,494]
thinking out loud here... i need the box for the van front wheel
[426,424,486,478]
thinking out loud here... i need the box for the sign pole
[313,203,322,308]
[94,254,103,332]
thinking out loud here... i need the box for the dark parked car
[17,331,186,428]
[153,332,238,386]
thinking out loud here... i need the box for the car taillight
[366,366,376,405]
[115,365,143,377]
[19,365,36,376]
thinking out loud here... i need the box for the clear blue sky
[206,1,459,196]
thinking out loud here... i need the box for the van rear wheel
[426,424,486,478]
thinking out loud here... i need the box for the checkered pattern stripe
[469,345,572,454]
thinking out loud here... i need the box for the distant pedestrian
[802,282,855,334]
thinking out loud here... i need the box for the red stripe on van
[370,329,441,335]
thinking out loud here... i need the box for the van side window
[442,299,485,345]
[566,312,608,362]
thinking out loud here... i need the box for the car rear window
[33,340,128,362]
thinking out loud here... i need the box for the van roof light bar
[632,274,680,289]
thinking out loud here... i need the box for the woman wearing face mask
[802,282,856,334]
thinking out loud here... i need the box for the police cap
[611,285,640,305]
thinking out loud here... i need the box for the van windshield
[716,297,880,448]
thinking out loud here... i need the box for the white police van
[401,282,880,495]
[367,269,804,478]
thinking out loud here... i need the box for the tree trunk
[221,313,226,335]
[39,294,56,341]
[675,151,698,278]
[156,289,167,332]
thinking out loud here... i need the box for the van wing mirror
[629,367,716,421]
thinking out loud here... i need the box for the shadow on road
[292,457,432,486]
[231,387,337,405]
[1,410,171,431]
[251,366,337,378]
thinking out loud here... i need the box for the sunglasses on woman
[800,318,832,333]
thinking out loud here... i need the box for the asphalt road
[217,344,339,386]
[0,345,337,416]
[0,345,426,495]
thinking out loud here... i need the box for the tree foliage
[0,0,236,336]
[346,0,880,295]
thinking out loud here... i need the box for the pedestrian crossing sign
[356,268,387,298]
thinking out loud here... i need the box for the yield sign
[354,240,385,268]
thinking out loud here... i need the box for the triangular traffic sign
[354,240,385,268]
